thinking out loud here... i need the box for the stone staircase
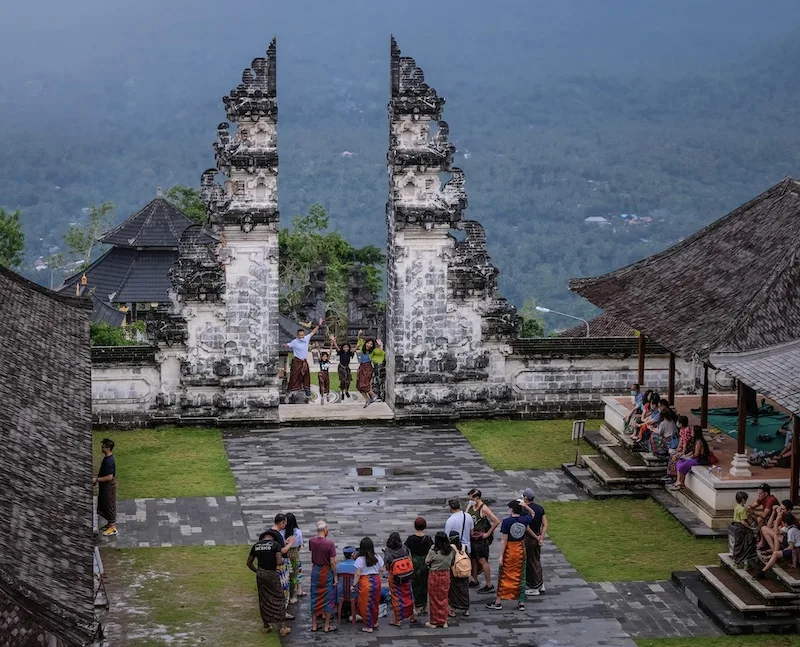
[674,552,800,634]
[562,420,667,499]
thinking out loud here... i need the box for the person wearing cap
[748,483,779,529]
[521,488,547,596]
[308,520,338,633]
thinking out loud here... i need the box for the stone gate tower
[157,39,281,422]
[385,38,519,418]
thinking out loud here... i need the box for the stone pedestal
[729,452,752,478]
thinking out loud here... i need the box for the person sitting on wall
[631,392,661,442]
[747,483,779,529]
[759,499,795,554]
[286,319,323,398]
[625,389,653,432]
[755,514,800,579]
[761,426,794,469]
[624,384,644,426]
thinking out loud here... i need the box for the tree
[65,201,116,268]
[0,208,24,268]
[519,298,545,337]
[165,185,207,223]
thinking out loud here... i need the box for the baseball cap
[522,488,536,500]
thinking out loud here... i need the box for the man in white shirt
[444,498,474,555]
[286,319,321,396]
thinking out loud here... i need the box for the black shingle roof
[99,197,194,248]
[90,292,127,326]
[570,178,800,360]
[0,265,99,645]
[558,312,636,338]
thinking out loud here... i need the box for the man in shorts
[466,488,499,594]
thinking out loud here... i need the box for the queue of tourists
[246,488,548,637]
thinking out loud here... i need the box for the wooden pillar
[637,333,646,385]
[791,415,800,506]
[736,380,747,456]
[700,362,709,429]
[668,352,676,404]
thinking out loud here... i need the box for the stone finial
[157,187,163,198]
[223,37,278,122]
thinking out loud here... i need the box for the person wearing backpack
[448,531,472,617]
[383,532,416,627]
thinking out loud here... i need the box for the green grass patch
[458,419,598,469]
[636,637,800,647]
[545,499,727,581]
[102,546,279,647]
[92,428,236,500]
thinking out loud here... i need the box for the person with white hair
[308,520,338,633]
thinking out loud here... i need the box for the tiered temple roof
[570,178,800,360]
[0,265,99,645]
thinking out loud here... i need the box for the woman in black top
[330,335,355,400]
[405,516,433,615]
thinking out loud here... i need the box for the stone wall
[92,347,161,426]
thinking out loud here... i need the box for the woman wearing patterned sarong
[487,501,530,612]
[425,532,455,628]
[384,532,416,626]
[667,416,692,480]
[352,537,384,633]
[405,517,433,614]
[448,532,471,617]
[308,520,338,633]
[355,335,385,407]
[247,531,290,637]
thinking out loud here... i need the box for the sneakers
[517,602,525,611]
[477,585,495,594]
[102,526,118,536]
[485,602,502,610]
[468,581,480,588]
[538,583,546,593]
[524,588,540,596]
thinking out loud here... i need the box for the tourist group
[285,319,385,407]
[246,488,548,637]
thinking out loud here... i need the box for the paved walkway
[224,426,637,646]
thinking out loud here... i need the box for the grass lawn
[545,499,728,581]
[636,638,800,647]
[458,419,599,470]
[92,428,236,500]
[102,546,280,647]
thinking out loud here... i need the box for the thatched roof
[0,266,99,645]
[570,178,800,360]
[711,339,800,417]
[557,312,636,338]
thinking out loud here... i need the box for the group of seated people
[730,484,799,578]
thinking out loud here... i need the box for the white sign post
[572,419,586,465]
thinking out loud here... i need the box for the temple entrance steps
[673,552,800,635]
[279,401,394,423]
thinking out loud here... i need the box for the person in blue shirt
[286,318,322,396]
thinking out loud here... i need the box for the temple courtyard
[95,423,797,647]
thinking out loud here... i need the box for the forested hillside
[2,0,800,321]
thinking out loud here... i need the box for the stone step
[697,565,800,614]
[599,444,666,476]
[583,454,631,484]
[758,553,800,590]
[718,553,800,603]
[560,463,650,500]
[584,430,609,450]
[662,482,734,530]
[278,401,395,423]
[649,488,727,538]
[672,570,800,635]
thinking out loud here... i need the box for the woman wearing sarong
[308,520,338,633]
[405,516,433,615]
[667,416,692,480]
[487,500,530,612]
[425,532,455,628]
[448,532,471,617]
[282,513,304,603]
[352,537,384,633]
[355,334,385,408]
[648,406,677,458]
[330,336,355,400]
[384,532,416,626]
[247,531,290,637]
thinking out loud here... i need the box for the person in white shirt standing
[286,319,322,397]
[444,498,474,556]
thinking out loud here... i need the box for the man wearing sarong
[247,530,291,637]
[286,319,322,396]
[93,438,118,537]
[308,520,338,633]
[521,489,547,596]
[486,500,535,612]
[265,514,295,620]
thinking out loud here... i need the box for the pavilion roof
[0,266,99,645]
[99,197,194,248]
[570,177,800,360]
[558,312,635,338]
[710,339,800,417]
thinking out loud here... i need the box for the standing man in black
[247,528,291,637]
[93,438,118,537]
[521,488,547,596]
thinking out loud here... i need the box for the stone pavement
[95,496,250,548]
[498,469,588,503]
[224,426,638,646]
[589,580,723,639]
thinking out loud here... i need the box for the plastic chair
[337,573,356,625]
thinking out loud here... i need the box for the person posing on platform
[466,488,499,594]
[425,532,454,628]
[730,492,758,569]
[330,335,355,401]
[355,331,385,408]
[286,319,322,397]
[318,350,331,405]
[353,537,384,634]
[486,500,535,612]
[384,532,416,627]
[93,438,118,537]
[247,529,290,637]
[308,520,338,634]
[521,488,547,597]
[405,517,433,616]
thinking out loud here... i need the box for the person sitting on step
[755,514,800,579]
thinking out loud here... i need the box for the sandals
[279,627,291,637]
[323,626,338,633]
